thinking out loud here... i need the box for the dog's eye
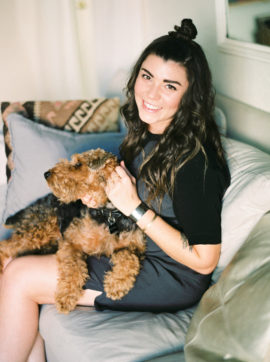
[74,162,82,169]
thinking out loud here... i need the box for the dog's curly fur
[0,148,146,313]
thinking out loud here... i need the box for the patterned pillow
[0,98,120,180]
[0,113,125,229]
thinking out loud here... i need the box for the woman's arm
[137,209,221,274]
[105,162,221,275]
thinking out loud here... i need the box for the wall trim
[215,0,270,64]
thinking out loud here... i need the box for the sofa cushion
[40,304,195,362]
[1,98,120,180]
[213,137,270,281]
[2,108,270,361]
[0,113,125,229]
[184,212,270,362]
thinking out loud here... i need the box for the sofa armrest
[184,212,270,362]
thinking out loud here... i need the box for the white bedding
[0,133,5,184]
[0,131,7,221]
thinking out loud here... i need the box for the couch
[0,100,270,361]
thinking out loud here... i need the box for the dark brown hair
[120,19,226,204]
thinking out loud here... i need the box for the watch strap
[129,202,149,222]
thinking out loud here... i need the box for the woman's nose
[147,83,160,100]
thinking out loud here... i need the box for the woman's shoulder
[176,142,231,190]
[180,142,224,170]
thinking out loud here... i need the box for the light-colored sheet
[0,132,6,185]
[0,132,7,222]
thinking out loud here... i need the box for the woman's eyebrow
[141,68,153,77]
[141,67,181,86]
[164,79,181,86]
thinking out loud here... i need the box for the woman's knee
[0,256,32,302]
[1,255,58,303]
[1,256,29,286]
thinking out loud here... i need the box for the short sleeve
[173,148,230,245]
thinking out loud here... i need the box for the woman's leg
[27,333,46,362]
[0,254,101,362]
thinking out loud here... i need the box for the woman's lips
[142,100,161,112]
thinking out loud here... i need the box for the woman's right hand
[105,161,141,216]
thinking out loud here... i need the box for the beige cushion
[184,212,270,362]
[213,138,270,282]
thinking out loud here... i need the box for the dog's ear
[88,155,109,170]
[88,152,117,170]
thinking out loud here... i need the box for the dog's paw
[104,271,135,300]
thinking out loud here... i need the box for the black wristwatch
[129,202,149,222]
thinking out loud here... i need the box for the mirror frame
[215,0,270,63]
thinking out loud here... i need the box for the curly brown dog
[0,148,146,313]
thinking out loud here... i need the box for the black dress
[84,132,231,312]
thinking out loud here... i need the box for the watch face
[130,203,148,222]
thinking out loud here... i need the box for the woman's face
[134,54,189,134]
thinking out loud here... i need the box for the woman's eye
[166,84,177,91]
[142,73,151,80]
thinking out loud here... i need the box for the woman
[0,18,230,361]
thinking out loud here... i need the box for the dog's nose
[44,171,52,180]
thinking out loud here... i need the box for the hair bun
[169,18,198,41]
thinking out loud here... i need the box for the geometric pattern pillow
[0,98,120,180]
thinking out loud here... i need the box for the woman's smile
[134,54,189,134]
[142,100,162,112]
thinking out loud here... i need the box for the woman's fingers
[82,163,139,215]
[81,195,98,208]
[116,162,136,183]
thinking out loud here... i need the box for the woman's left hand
[105,161,141,216]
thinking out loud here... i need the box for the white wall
[188,0,270,116]
[0,0,86,100]
[0,0,269,146]
[93,0,270,116]
[79,0,270,117]
[92,0,217,98]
